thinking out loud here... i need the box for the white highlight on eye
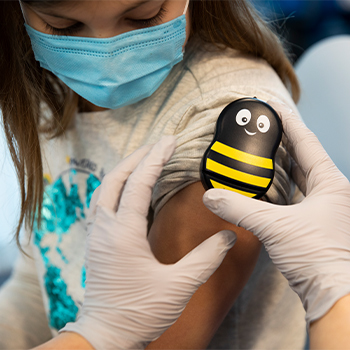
[257,115,270,133]
[236,109,251,126]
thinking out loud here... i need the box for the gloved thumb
[174,230,236,285]
[203,188,276,239]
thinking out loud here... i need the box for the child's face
[21,0,191,45]
[21,0,191,111]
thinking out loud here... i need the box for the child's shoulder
[184,37,278,86]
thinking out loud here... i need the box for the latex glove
[61,136,236,350]
[203,100,350,327]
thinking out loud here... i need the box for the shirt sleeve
[151,58,300,216]
[0,243,52,349]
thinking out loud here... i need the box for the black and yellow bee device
[200,97,282,199]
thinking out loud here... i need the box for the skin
[31,182,261,350]
[21,4,350,347]
[31,293,350,350]
[309,294,350,349]
[147,182,261,349]
[21,0,259,348]
[21,0,191,113]
[31,333,94,350]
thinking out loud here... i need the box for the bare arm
[35,290,350,350]
[31,333,94,350]
[205,100,350,350]
[32,181,259,350]
[147,181,261,349]
[309,294,350,350]
[33,139,237,350]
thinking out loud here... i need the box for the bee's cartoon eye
[236,109,251,126]
[257,115,270,133]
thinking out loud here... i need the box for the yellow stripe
[211,141,273,169]
[210,180,256,198]
[206,158,270,187]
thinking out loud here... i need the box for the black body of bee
[200,97,283,199]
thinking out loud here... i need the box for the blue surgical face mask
[24,1,189,109]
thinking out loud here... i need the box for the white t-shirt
[0,37,306,349]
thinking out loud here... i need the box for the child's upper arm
[145,58,299,347]
[147,181,261,349]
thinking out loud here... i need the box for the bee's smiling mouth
[244,128,256,136]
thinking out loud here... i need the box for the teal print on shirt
[34,169,101,330]
[81,266,86,288]
[45,265,79,330]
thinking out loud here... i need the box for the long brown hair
[0,0,299,249]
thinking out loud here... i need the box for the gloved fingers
[86,185,101,226]
[94,144,153,213]
[268,100,314,166]
[268,100,340,192]
[174,230,236,284]
[291,158,307,196]
[117,136,176,221]
[203,188,276,239]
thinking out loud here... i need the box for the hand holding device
[203,100,350,326]
[61,136,236,350]
[201,97,282,199]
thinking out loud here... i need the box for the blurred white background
[295,35,350,181]
[0,119,20,284]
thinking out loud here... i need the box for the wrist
[31,332,95,350]
[289,263,350,327]
[309,294,350,348]
[60,314,148,350]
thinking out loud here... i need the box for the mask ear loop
[181,0,190,54]
[18,0,28,23]
[183,0,190,15]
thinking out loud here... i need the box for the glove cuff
[294,264,350,328]
[60,315,148,350]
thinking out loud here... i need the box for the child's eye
[45,22,83,36]
[44,6,168,36]
[128,7,167,28]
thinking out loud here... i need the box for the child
[0,0,306,348]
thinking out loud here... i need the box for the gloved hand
[61,136,236,350]
[203,100,350,327]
